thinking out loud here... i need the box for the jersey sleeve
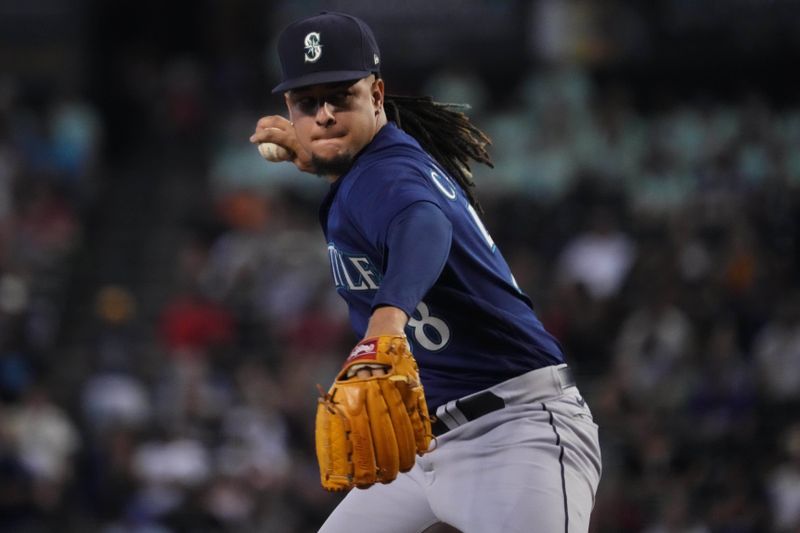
[343,161,443,250]
[372,201,452,316]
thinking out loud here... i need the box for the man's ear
[372,78,384,111]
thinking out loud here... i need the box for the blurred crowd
[2,51,800,533]
[0,77,99,528]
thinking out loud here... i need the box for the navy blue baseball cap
[272,11,381,94]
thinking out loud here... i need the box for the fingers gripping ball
[257,127,293,162]
[258,141,292,162]
[315,335,432,491]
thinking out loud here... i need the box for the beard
[311,153,355,178]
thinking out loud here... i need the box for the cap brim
[271,69,373,94]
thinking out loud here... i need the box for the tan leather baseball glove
[315,335,432,491]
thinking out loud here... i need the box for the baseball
[258,141,291,162]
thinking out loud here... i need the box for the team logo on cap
[304,32,322,63]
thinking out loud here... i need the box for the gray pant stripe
[543,402,568,533]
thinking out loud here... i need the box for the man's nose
[315,101,336,126]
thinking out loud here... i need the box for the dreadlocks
[384,95,493,212]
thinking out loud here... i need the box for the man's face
[285,75,383,177]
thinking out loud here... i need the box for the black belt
[431,366,576,437]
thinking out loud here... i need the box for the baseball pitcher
[250,11,602,533]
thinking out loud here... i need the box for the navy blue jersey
[319,123,564,410]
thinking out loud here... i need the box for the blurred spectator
[49,93,103,204]
[753,293,800,404]
[767,424,800,532]
[151,355,233,431]
[613,281,693,405]
[216,360,290,490]
[0,348,33,403]
[557,206,636,300]
[158,289,235,359]
[132,431,210,489]
[91,285,140,368]
[9,180,80,270]
[129,427,210,524]
[0,272,30,318]
[2,384,80,513]
[82,371,150,435]
[685,319,756,443]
